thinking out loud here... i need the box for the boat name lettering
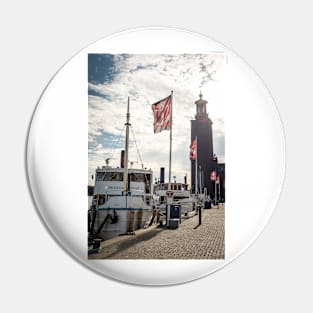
[108,186,140,190]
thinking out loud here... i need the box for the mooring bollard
[93,238,101,250]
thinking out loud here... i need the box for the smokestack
[120,150,125,168]
[160,167,165,184]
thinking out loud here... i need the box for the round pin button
[27,27,285,285]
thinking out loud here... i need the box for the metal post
[195,136,198,196]
[167,91,173,226]
[213,168,216,205]
[218,181,221,202]
[199,165,202,196]
[168,91,173,191]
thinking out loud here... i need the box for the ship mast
[123,97,131,195]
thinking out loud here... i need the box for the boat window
[96,172,123,181]
[130,173,145,182]
[145,174,151,183]
[96,172,104,181]
[145,175,151,193]
[109,172,123,181]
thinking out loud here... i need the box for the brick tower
[190,92,215,196]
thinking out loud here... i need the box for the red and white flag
[189,138,197,160]
[151,95,172,133]
[210,170,217,181]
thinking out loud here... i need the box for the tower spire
[195,91,208,117]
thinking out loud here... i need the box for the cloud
[88,54,225,185]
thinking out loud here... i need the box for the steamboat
[88,98,154,241]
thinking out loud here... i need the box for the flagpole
[166,91,173,226]
[199,165,202,196]
[218,180,221,202]
[214,173,217,205]
[168,90,173,191]
[195,136,198,196]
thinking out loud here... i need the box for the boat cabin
[92,167,153,207]
[153,182,190,205]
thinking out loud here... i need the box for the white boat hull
[92,195,153,240]
[93,208,153,240]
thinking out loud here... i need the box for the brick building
[190,92,225,201]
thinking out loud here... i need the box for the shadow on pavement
[101,226,166,259]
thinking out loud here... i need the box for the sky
[88,54,226,185]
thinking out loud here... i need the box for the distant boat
[153,181,196,215]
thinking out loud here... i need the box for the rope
[108,125,125,161]
[130,126,152,193]
[130,126,143,168]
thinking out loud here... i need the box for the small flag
[216,176,220,184]
[189,139,197,160]
[210,171,217,181]
[151,95,172,133]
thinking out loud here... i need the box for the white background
[0,1,312,312]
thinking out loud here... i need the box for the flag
[210,170,217,181]
[189,139,197,160]
[216,176,220,184]
[151,95,172,133]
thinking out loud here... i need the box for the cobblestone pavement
[89,205,224,259]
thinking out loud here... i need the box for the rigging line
[108,125,125,161]
[130,126,143,167]
[130,126,151,192]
